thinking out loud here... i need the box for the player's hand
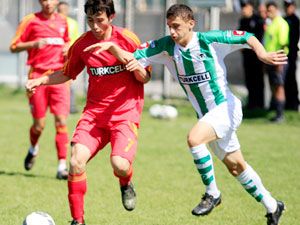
[258,50,288,65]
[83,42,113,54]
[125,58,142,72]
[33,38,48,49]
[25,79,43,94]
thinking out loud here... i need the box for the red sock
[55,125,68,160]
[68,172,87,223]
[30,126,41,146]
[114,165,133,186]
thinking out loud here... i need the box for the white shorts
[200,96,243,160]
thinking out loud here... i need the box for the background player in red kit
[25,0,150,224]
[10,0,70,180]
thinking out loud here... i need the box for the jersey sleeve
[134,36,174,68]
[200,30,254,59]
[279,20,289,53]
[62,36,85,80]
[121,29,141,52]
[10,14,35,50]
[62,16,70,43]
[202,30,254,45]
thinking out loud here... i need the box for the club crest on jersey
[233,30,245,36]
[178,72,211,85]
[138,40,155,50]
[138,42,149,49]
[90,64,125,76]
[196,53,207,61]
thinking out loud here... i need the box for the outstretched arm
[25,70,71,93]
[10,39,48,53]
[247,36,288,65]
[84,42,150,83]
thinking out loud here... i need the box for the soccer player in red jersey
[25,1,150,224]
[10,0,70,180]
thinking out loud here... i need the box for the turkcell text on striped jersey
[89,64,126,76]
[178,72,211,84]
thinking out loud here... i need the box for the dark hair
[166,4,194,21]
[58,1,69,7]
[284,0,296,7]
[266,1,278,8]
[240,1,254,8]
[84,0,115,17]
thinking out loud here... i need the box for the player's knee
[226,161,245,177]
[55,120,67,128]
[33,124,44,133]
[111,156,130,177]
[187,133,203,147]
[69,155,86,174]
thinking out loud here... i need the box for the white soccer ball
[23,212,55,225]
[160,105,178,119]
[149,104,163,118]
[149,104,178,119]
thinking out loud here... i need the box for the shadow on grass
[242,108,270,119]
[0,170,55,180]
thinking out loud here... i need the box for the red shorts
[28,69,70,118]
[72,115,139,164]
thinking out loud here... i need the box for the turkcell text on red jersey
[89,64,126,76]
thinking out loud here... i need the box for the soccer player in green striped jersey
[84,4,287,225]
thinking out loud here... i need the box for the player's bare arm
[26,70,71,93]
[247,36,288,65]
[84,42,150,83]
[10,39,48,53]
[62,42,70,56]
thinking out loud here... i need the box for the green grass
[0,84,299,225]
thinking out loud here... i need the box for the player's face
[241,4,253,18]
[39,0,58,16]
[57,4,69,16]
[87,11,114,40]
[285,5,295,16]
[266,5,278,20]
[167,16,195,46]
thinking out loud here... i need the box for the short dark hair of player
[58,1,69,7]
[166,4,194,21]
[84,0,115,17]
[266,1,278,9]
[240,1,254,8]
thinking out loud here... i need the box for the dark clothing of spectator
[239,14,265,109]
[284,14,300,110]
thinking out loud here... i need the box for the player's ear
[188,20,196,31]
[109,14,115,22]
[189,19,195,30]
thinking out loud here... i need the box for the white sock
[236,164,277,213]
[57,159,67,172]
[190,144,220,198]
[29,145,39,156]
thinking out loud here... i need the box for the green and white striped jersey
[134,30,253,118]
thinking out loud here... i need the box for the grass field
[0,84,299,225]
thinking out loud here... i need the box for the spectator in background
[284,0,300,111]
[264,1,289,122]
[239,1,265,110]
[10,0,70,179]
[58,1,80,114]
[258,3,268,22]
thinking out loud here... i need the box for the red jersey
[63,26,144,125]
[10,12,69,71]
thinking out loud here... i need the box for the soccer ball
[23,212,55,225]
[149,104,178,119]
